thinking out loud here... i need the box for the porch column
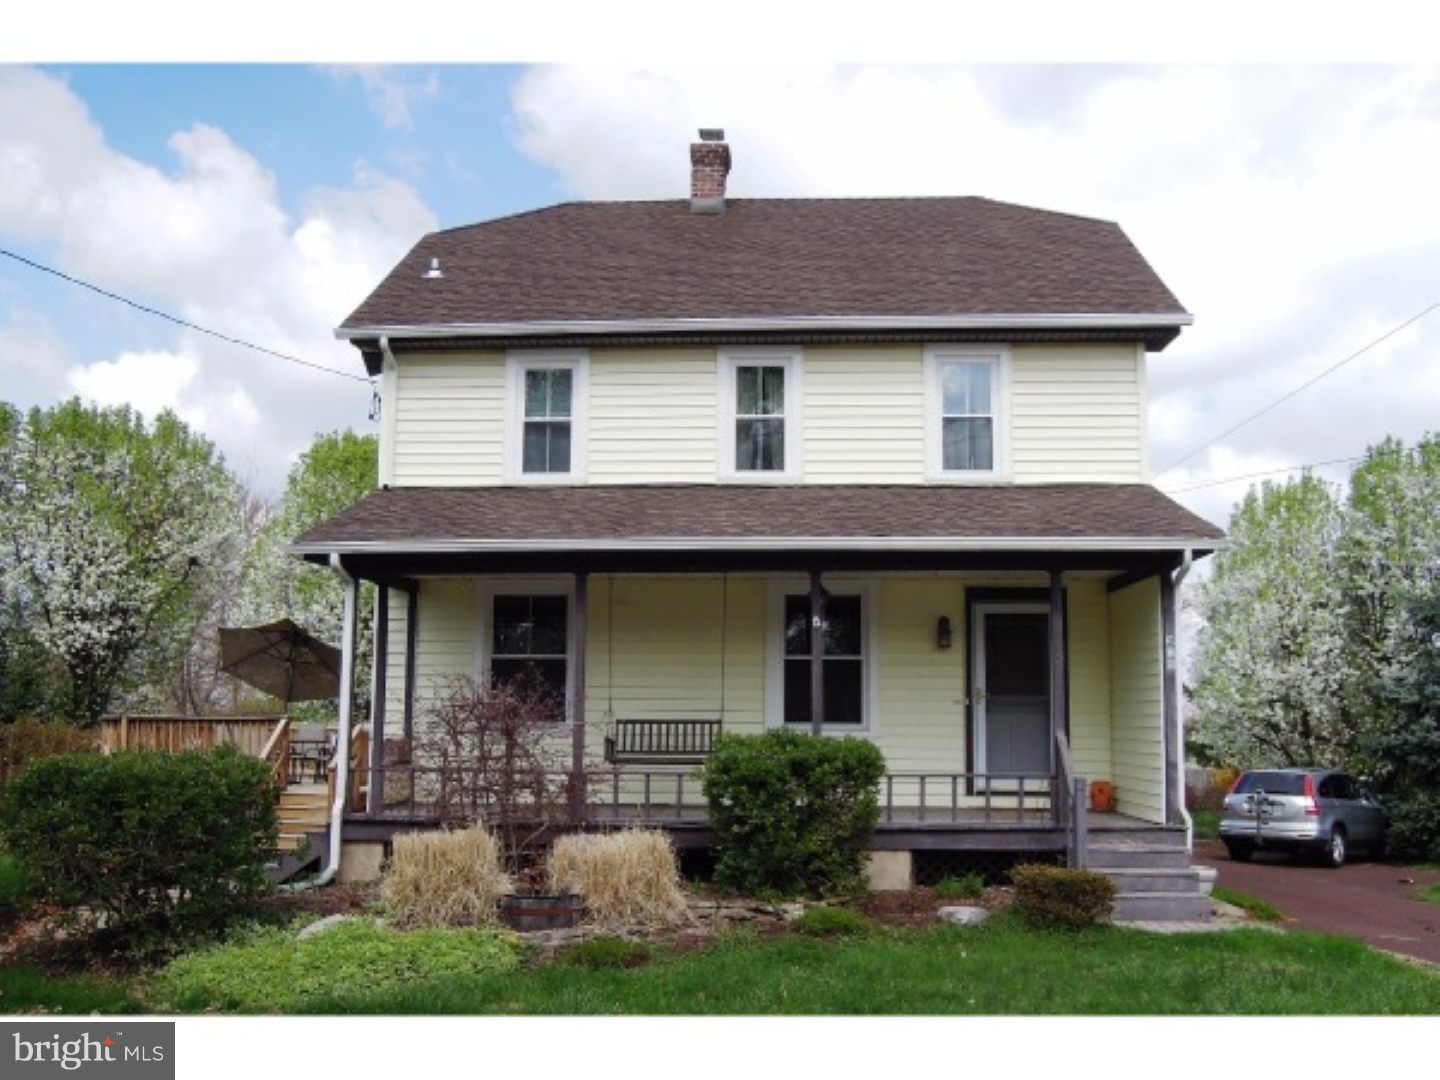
[809,570,826,735]
[403,585,418,743]
[1048,570,1069,750]
[368,586,389,814]
[570,572,589,819]
[1160,568,1182,826]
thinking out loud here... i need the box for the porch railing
[1053,730,1088,868]
[340,762,1078,833]
[100,714,287,758]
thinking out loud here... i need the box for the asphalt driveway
[1192,838,1440,964]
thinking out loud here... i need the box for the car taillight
[1303,774,1320,815]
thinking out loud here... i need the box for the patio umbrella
[218,619,343,704]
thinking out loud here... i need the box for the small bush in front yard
[1382,793,1440,863]
[1010,865,1117,929]
[383,826,512,929]
[0,747,277,951]
[794,905,873,938]
[153,918,522,1013]
[0,850,28,915]
[934,872,986,900]
[702,730,886,897]
[547,829,690,929]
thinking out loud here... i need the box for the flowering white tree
[0,399,237,723]
[1190,474,1353,768]
[233,430,377,718]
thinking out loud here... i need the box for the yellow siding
[873,578,967,773]
[391,352,506,486]
[384,343,1148,486]
[1010,344,1146,483]
[1066,578,1114,783]
[588,349,717,483]
[804,348,926,483]
[1108,577,1165,823]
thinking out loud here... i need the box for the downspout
[281,553,357,891]
[1171,549,1195,848]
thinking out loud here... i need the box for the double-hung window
[507,351,587,481]
[925,345,1009,480]
[719,348,801,481]
[489,593,569,718]
[774,589,870,729]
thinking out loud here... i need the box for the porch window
[491,594,568,709]
[719,348,802,481]
[506,351,588,481]
[782,594,864,726]
[925,345,1009,480]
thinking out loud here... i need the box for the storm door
[972,603,1053,786]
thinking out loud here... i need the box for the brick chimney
[690,128,730,214]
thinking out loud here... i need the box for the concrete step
[1088,842,1192,870]
[1096,866,1207,895]
[1113,891,1213,922]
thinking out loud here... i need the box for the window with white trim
[507,351,587,481]
[768,584,875,730]
[925,346,1009,480]
[719,348,802,480]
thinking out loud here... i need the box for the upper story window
[507,351,588,482]
[925,345,1010,481]
[719,347,802,481]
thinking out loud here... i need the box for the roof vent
[422,257,444,279]
[690,128,730,214]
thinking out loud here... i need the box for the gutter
[281,554,357,892]
[335,311,1194,342]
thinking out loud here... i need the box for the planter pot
[499,893,584,932]
[1089,780,1116,813]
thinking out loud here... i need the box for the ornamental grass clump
[383,826,512,929]
[547,829,690,929]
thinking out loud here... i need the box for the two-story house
[295,130,1224,905]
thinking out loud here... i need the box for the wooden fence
[100,715,286,758]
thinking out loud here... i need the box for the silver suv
[1220,768,1387,868]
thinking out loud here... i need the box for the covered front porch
[293,483,1222,867]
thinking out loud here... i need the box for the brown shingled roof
[339,198,1187,335]
[293,484,1223,554]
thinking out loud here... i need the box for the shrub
[793,905,872,938]
[0,851,27,916]
[383,826,513,929]
[0,747,277,949]
[154,918,522,1013]
[558,935,652,969]
[548,829,690,928]
[1382,792,1440,863]
[0,718,97,795]
[934,872,986,900]
[702,730,886,897]
[1010,864,1117,929]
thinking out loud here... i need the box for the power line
[1155,301,1440,477]
[1161,455,1366,494]
[1,246,371,385]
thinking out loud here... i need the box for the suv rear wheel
[1224,840,1254,863]
[1321,827,1347,869]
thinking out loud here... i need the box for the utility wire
[1161,454,1366,494]
[1155,301,1440,477]
[1,246,372,385]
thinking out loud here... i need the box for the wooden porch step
[1113,892,1214,922]
[1087,831,1213,924]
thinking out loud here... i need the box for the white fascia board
[290,534,1226,557]
[335,312,1193,341]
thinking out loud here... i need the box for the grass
[1190,810,1222,839]
[1213,886,1285,922]
[0,966,150,1014]
[1422,884,1440,907]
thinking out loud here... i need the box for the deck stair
[1087,827,1214,923]
[269,782,330,883]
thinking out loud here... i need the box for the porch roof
[293,483,1223,575]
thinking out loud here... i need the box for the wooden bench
[603,719,722,766]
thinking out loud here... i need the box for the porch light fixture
[936,616,953,650]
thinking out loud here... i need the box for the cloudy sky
[4,8,1439,538]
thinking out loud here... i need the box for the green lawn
[7,912,1433,1017]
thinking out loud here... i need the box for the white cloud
[0,66,435,496]
[326,65,441,131]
